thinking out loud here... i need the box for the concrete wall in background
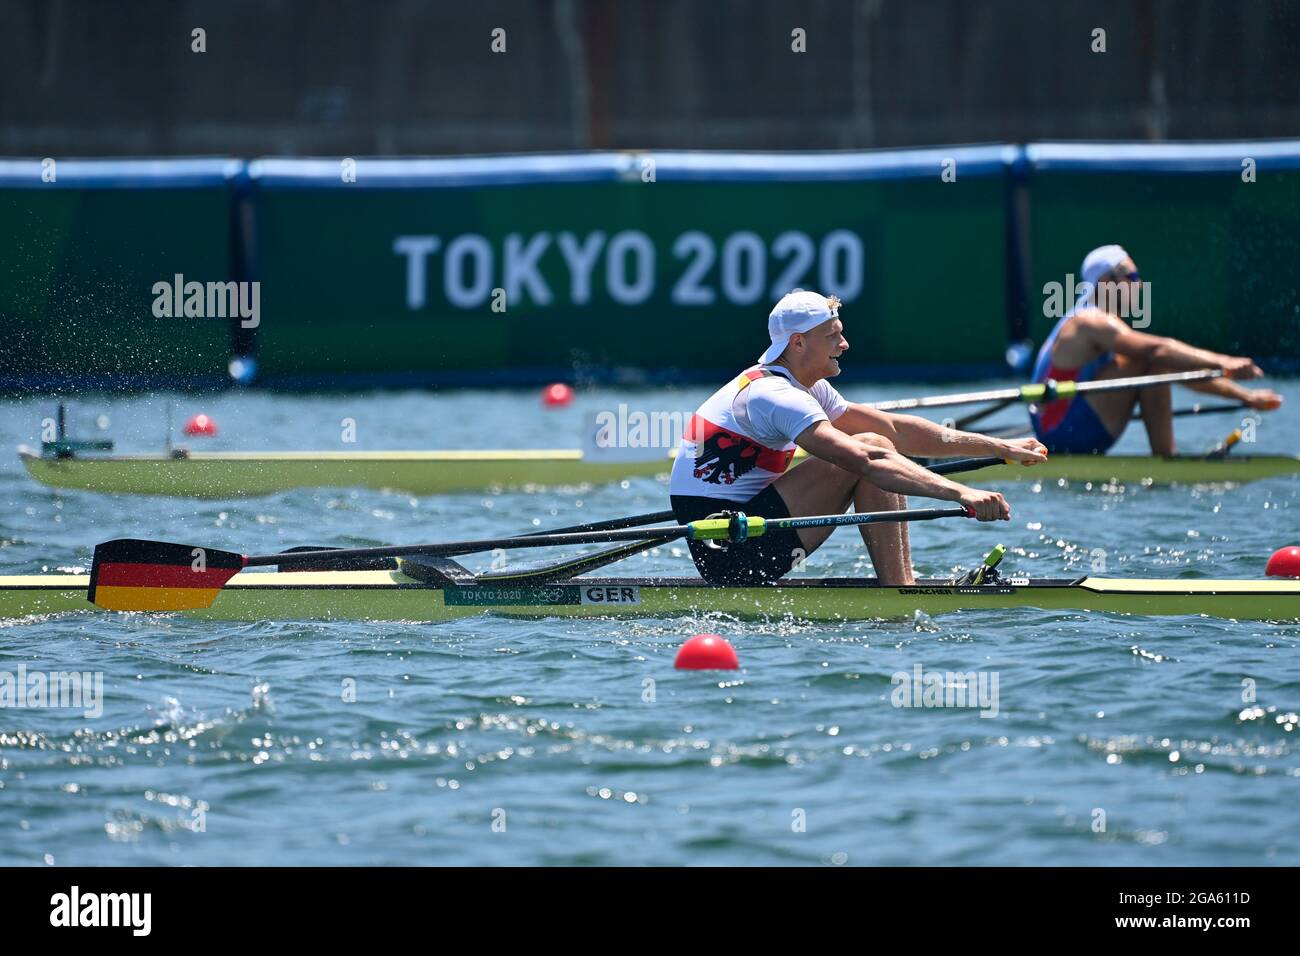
[3,0,1299,157]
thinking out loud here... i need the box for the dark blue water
[1,383,1297,865]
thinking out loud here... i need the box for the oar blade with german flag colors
[88,539,246,611]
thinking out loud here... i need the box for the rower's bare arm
[835,404,1048,464]
[795,421,1011,520]
[1080,312,1279,408]
[1083,312,1259,377]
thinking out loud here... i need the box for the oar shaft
[924,455,1005,475]
[868,369,1222,411]
[869,386,1021,411]
[768,506,968,533]
[248,525,690,568]
[954,397,1018,430]
[936,402,1248,440]
[522,510,675,537]
[1132,401,1246,421]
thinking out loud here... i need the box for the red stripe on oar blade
[87,539,245,612]
[92,562,243,590]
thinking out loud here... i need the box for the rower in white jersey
[669,290,1049,586]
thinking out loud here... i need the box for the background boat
[19,444,1300,496]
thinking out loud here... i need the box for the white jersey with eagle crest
[669,365,849,499]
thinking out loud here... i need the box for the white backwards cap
[758,290,838,364]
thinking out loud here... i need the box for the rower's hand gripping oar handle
[691,505,975,548]
[692,457,1005,549]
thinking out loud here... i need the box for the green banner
[249,151,1014,384]
[0,160,239,389]
[1025,146,1300,360]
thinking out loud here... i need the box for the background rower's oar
[953,397,1019,431]
[965,401,1257,441]
[522,510,675,536]
[1134,401,1248,421]
[87,505,974,612]
[868,369,1223,411]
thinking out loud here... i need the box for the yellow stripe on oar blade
[88,539,245,612]
[91,585,228,612]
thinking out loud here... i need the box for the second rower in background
[1030,244,1283,456]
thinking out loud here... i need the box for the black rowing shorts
[670,484,803,586]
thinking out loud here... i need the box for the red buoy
[542,383,574,408]
[674,634,739,671]
[1265,547,1300,578]
[183,413,218,437]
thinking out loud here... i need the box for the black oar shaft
[522,510,675,537]
[772,506,967,532]
[1132,401,1246,421]
[936,402,1249,441]
[869,369,1222,411]
[248,525,690,569]
[954,397,1019,430]
[924,455,1005,475]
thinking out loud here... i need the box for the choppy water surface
[1,382,1297,865]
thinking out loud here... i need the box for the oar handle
[685,506,971,541]
[250,525,689,568]
[521,510,675,537]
